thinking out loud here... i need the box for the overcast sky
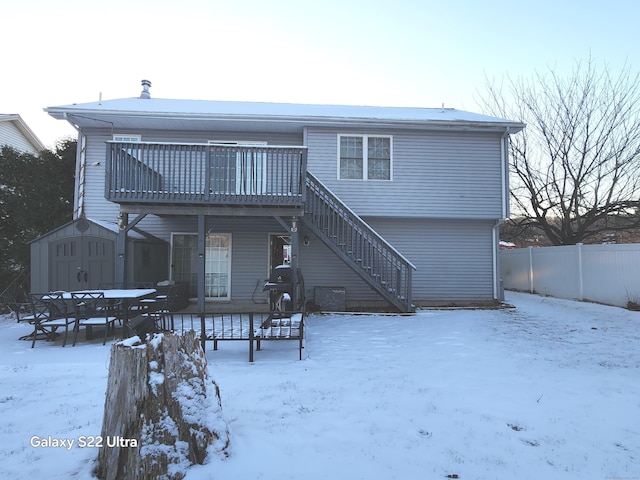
[3,0,639,147]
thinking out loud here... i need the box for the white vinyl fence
[500,243,640,308]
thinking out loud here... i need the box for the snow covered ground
[0,291,638,480]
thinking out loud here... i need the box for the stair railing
[304,172,415,312]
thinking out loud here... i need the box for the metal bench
[207,311,304,362]
[123,311,304,362]
[163,311,304,362]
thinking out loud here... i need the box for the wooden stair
[304,172,415,312]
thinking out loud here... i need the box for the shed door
[49,236,114,291]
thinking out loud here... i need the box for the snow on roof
[45,97,525,130]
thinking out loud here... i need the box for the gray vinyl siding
[69,126,502,306]
[82,132,120,221]
[306,128,505,219]
[82,125,505,224]
[297,229,382,304]
[364,217,496,302]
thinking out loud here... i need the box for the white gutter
[500,127,511,219]
[62,113,87,219]
[492,219,504,301]
[75,133,88,219]
[494,127,512,300]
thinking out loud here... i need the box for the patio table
[61,288,156,339]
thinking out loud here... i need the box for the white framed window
[338,135,392,180]
[113,134,141,142]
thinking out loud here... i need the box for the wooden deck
[105,142,307,209]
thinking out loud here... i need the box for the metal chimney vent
[140,79,151,99]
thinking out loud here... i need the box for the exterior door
[235,150,266,195]
[269,234,291,273]
[209,141,267,195]
[49,236,115,291]
[204,234,231,298]
[171,233,231,300]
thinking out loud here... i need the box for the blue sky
[3,0,638,147]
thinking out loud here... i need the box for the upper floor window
[113,134,141,142]
[338,135,392,180]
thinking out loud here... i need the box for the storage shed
[30,217,168,293]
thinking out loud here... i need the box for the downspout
[493,127,511,301]
[75,133,88,219]
[500,127,511,219]
[492,220,504,301]
[197,215,206,312]
[63,113,87,219]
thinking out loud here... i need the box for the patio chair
[28,292,77,348]
[139,285,177,332]
[71,292,119,345]
[8,302,35,323]
[125,282,157,318]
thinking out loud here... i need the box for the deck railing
[105,142,307,206]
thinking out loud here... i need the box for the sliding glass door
[209,141,267,195]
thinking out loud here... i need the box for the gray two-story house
[32,81,524,312]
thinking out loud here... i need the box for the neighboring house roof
[0,114,46,154]
[45,94,525,134]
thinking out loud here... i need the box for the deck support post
[116,214,127,288]
[197,214,206,312]
[116,213,146,288]
[290,216,299,309]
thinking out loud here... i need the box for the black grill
[263,265,304,311]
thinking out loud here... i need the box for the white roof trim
[45,98,525,132]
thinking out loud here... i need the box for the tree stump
[96,331,229,480]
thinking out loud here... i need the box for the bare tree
[481,59,640,245]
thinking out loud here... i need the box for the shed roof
[29,217,161,244]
